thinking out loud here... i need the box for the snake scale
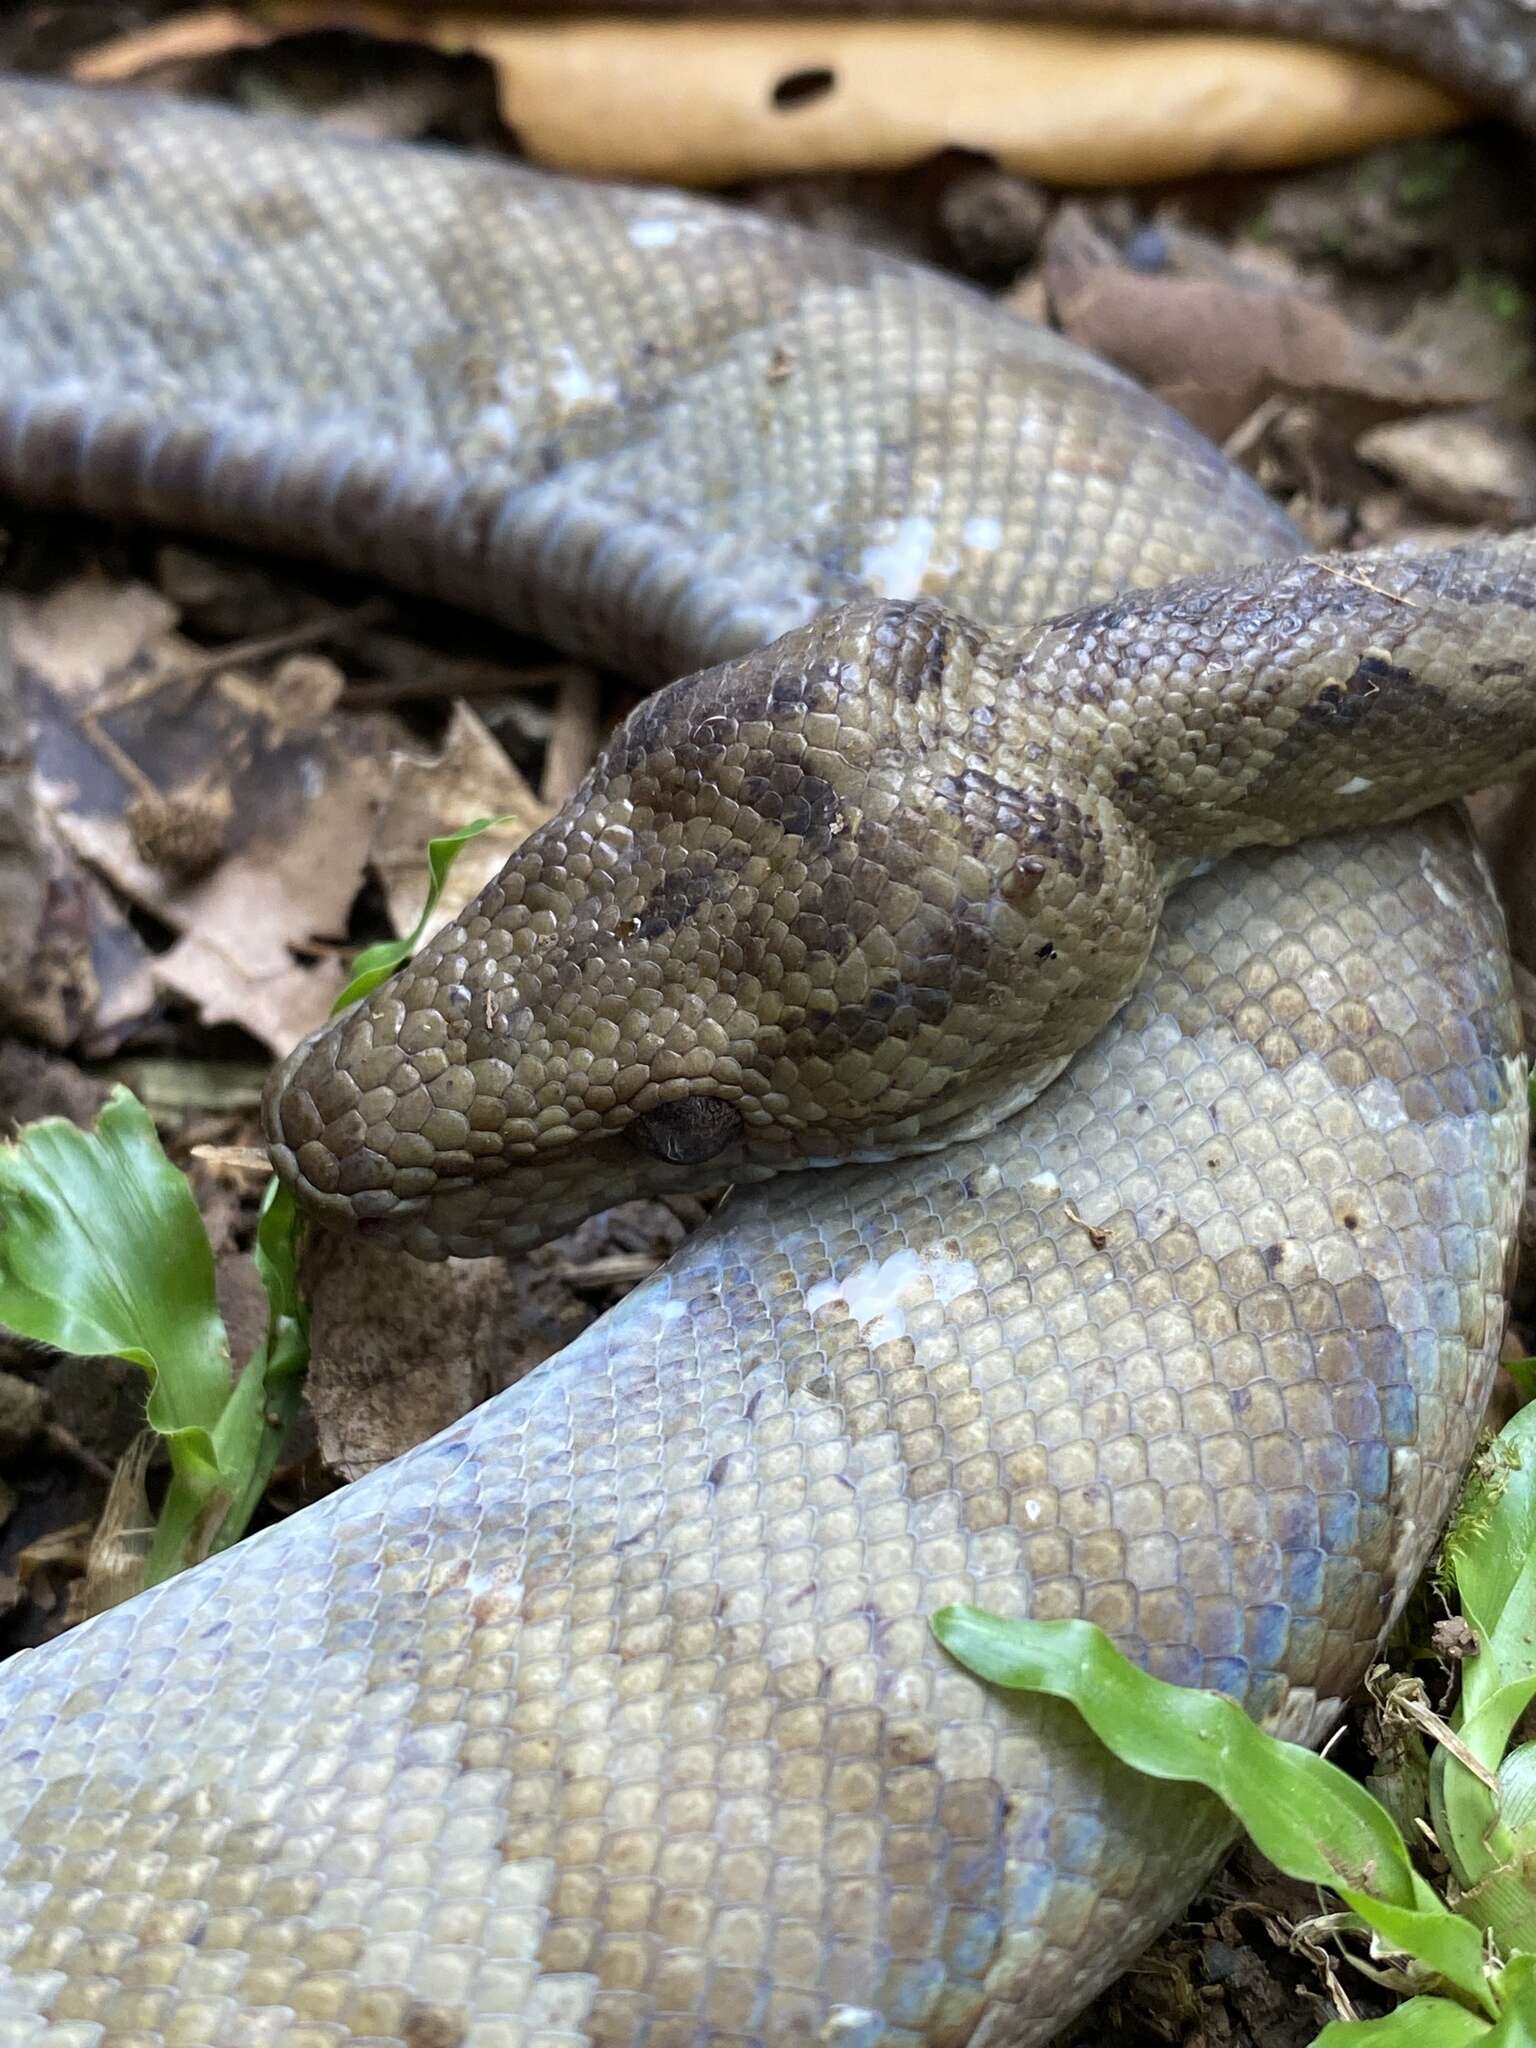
[1,3,1536,2040]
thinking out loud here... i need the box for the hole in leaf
[771,67,836,111]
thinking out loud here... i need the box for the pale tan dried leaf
[1358,408,1536,523]
[255,6,1464,186]
[16,1520,93,1581]
[372,699,549,937]
[151,753,379,1050]
[75,1433,159,1621]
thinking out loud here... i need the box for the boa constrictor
[2,10,1536,2044]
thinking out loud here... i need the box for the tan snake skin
[266,547,1536,1260]
[0,19,1532,2045]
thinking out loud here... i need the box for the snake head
[263,601,1160,1258]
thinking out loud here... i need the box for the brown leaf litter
[7,573,404,1055]
[1040,202,1514,442]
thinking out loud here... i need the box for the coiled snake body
[1,14,1536,2045]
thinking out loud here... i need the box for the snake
[0,4,1535,2040]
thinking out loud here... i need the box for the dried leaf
[9,576,408,1054]
[16,1520,94,1594]
[75,1433,158,1620]
[0,624,98,1046]
[1042,205,1498,440]
[68,9,273,82]
[372,700,548,937]
[1358,409,1536,524]
[73,5,503,142]
[1471,786,1536,985]
[252,5,1463,187]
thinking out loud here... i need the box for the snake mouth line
[265,1136,434,1234]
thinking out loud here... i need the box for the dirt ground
[1,7,1534,2043]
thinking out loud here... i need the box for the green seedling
[0,1088,306,1585]
[0,812,518,1588]
[933,1391,1536,2044]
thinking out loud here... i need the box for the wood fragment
[1064,1204,1110,1250]
[540,666,601,808]
[67,8,273,82]
[1312,559,1425,609]
[92,597,391,715]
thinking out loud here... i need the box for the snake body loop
[0,27,1532,2048]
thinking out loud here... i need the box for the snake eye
[627,1096,744,1165]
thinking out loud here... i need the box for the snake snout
[261,1017,431,1234]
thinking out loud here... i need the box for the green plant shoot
[0,1087,303,1586]
[1433,1403,1536,1955]
[931,1606,1506,2038]
[333,813,523,1011]
[0,813,522,1591]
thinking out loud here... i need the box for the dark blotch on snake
[628,1096,744,1164]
